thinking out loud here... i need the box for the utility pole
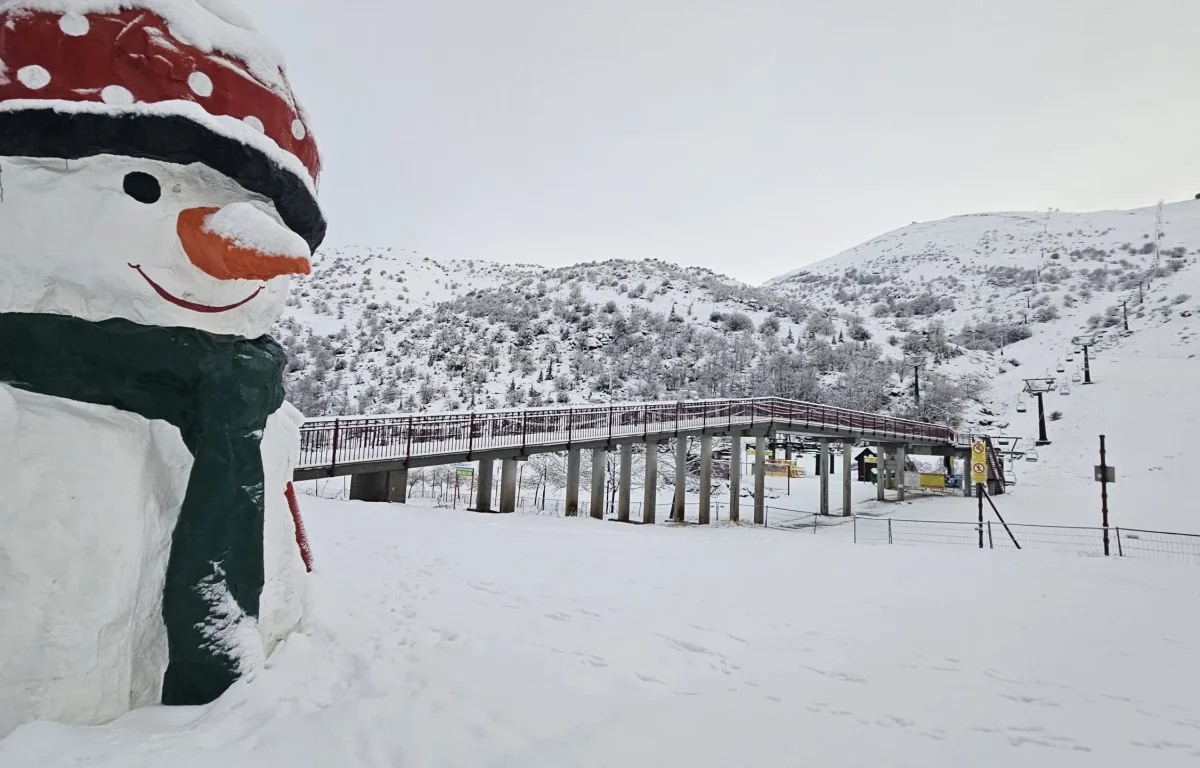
[1081,343,1093,384]
[1121,301,1129,332]
[1023,378,1055,445]
[1035,392,1049,444]
[1153,199,1164,276]
[911,362,924,413]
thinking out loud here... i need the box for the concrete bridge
[295,397,973,524]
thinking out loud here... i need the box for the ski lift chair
[1025,448,1040,462]
[1059,381,1070,395]
[1066,352,1075,362]
[1071,369,1082,383]
[1016,394,1028,413]
[1056,358,1065,373]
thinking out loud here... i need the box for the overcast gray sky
[244,0,1200,285]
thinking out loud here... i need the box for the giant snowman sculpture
[0,0,321,733]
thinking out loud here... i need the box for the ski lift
[1025,448,1040,462]
[1071,370,1082,383]
[1066,352,1074,362]
[1016,393,1028,413]
[1056,358,1065,373]
[1059,381,1070,395]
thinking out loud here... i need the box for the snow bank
[5,498,1198,766]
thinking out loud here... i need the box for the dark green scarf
[0,312,286,706]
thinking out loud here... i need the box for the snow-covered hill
[277,199,1200,443]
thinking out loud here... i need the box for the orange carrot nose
[177,207,311,281]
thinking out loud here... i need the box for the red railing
[297,397,964,474]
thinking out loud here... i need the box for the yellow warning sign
[970,441,988,485]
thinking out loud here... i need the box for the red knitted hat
[0,2,326,250]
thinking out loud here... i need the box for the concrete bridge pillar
[896,443,908,502]
[591,448,606,519]
[672,436,687,522]
[842,441,853,517]
[618,443,633,522]
[819,438,830,516]
[643,441,659,524]
[475,459,495,512]
[728,432,741,523]
[876,443,887,502]
[698,435,712,524]
[566,448,581,516]
[499,458,518,513]
[349,468,409,503]
[754,435,766,525]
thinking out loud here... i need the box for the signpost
[456,465,474,510]
[971,440,988,548]
[1096,436,1114,555]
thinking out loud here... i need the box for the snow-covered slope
[277,199,1200,449]
[769,200,1197,348]
[6,498,1199,767]
[277,251,823,416]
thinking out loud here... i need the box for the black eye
[123,172,161,204]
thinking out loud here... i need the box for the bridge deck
[295,397,967,481]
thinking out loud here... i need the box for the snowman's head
[0,154,314,337]
[0,2,326,339]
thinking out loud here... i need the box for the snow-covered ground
[5,496,1199,767]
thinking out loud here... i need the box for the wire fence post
[853,514,857,544]
[887,517,893,544]
[1116,527,1123,556]
[987,520,994,549]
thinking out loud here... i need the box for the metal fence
[853,516,1200,565]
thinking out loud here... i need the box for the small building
[854,448,877,482]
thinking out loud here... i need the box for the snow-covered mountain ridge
[277,199,1200,440]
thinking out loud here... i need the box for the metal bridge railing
[298,397,964,473]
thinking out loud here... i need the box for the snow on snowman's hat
[0,0,326,251]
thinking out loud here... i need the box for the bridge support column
[754,435,766,525]
[896,444,907,502]
[566,448,581,516]
[618,443,633,522]
[643,441,658,524]
[475,459,495,512]
[819,438,830,516]
[876,443,887,501]
[842,441,853,517]
[591,448,606,519]
[698,435,712,524]
[499,458,518,514]
[728,432,741,522]
[672,437,687,522]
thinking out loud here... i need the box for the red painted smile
[128,264,263,314]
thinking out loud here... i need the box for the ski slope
[4,497,1199,767]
